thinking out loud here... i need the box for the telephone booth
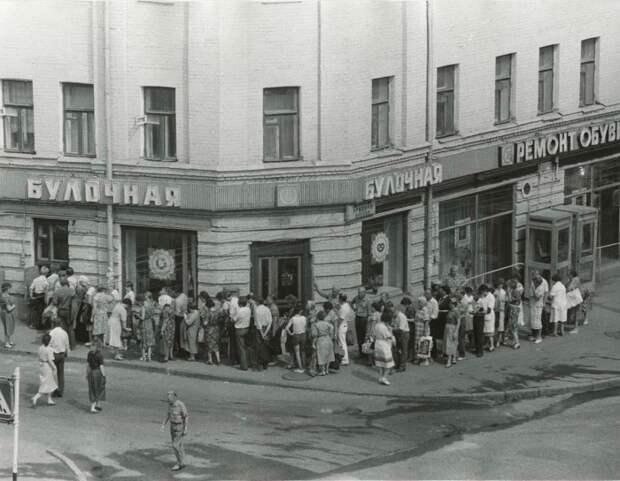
[525,209,573,284]
[554,204,598,284]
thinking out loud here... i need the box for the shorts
[291,333,307,346]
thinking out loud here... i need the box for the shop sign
[371,232,390,263]
[26,178,181,207]
[365,163,442,200]
[500,119,620,167]
[149,249,176,280]
[345,201,376,223]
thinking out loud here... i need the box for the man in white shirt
[233,297,251,371]
[549,273,568,336]
[337,293,354,366]
[483,288,496,351]
[49,319,70,397]
[254,297,273,370]
[29,265,49,330]
[424,289,439,358]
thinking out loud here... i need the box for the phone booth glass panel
[526,209,573,284]
[555,205,598,284]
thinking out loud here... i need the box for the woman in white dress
[372,312,395,386]
[566,269,583,334]
[32,333,58,407]
[108,299,129,360]
[549,273,568,336]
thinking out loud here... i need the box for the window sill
[3,150,36,156]
[62,153,97,160]
[537,111,563,121]
[435,132,461,143]
[263,156,304,163]
[493,120,518,130]
[363,147,403,161]
[142,157,178,163]
[579,103,605,114]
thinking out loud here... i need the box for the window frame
[371,76,392,151]
[2,79,35,154]
[579,37,598,107]
[436,65,457,138]
[34,218,69,268]
[62,83,95,157]
[143,86,176,162]
[495,54,514,124]
[538,45,557,115]
[262,86,300,162]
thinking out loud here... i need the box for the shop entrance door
[251,240,311,308]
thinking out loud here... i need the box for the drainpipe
[104,0,115,289]
[423,0,434,289]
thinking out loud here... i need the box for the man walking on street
[161,391,188,471]
[49,318,70,397]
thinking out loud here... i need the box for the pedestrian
[0,282,16,348]
[424,289,439,357]
[352,287,371,358]
[566,269,583,333]
[86,340,106,413]
[444,299,459,367]
[473,286,489,358]
[161,391,188,472]
[49,318,70,397]
[139,292,157,361]
[454,289,469,361]
[506,279,523,349]
[29,265,49,330]
[53,278,76,350]
[42,298,59,331]
[482,285,496,351]
[285,302,307,373]
[31,333,58,408]
[160,303,175,362]
[494,279,507,346]
[324,301,343,371]
[413,297,431,366]
[529,272,547,344]
[311,310,334,376]
[462,286,475,349]
[75,277,94,345]
[372,311,395,386]
[174,290,188,357]
[184,301,200,361]
[45,263,60,305]
[254,297,273,370]
[233,297,251,370]
[393,303,410,372]
[91,286,111,345]
[109,299,130,360]
[122,282,135,352]
[66,267,78,291]
[158,287,173,308]
[202,297,221,365]
[549,273,568,336]
[336,293,353,366]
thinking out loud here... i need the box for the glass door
[257,256,302,304]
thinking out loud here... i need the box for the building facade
[0,0,619,307]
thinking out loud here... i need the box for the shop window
[34,219,69,268]
[538,45,556,114]
[580,38,598,107]
[436,65,456,137]
[143,87,176,161]
[362,214,407,291]
[263,87,299,161]
[371,77,391,150]
[594,159,620,188]
[564,165,592,206]
[63,83,95,156]
[122,227,196,299]
[495,54,514,124]
[439,185,513,285]
[2,79,34,153]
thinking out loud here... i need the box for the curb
[5,345,620,403]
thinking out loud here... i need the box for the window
[436,65,456,137]
[580,38,597,106]
[371,77,391,150]
[34,219,69,268]
[361,214,407,290]
[63,84,95,156]
[263,87,299,161]
[495,54,513,123]
[2,80,34,153]
[144,87,176,161]
[538,45,556,114]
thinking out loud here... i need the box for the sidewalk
[3,280,620,401]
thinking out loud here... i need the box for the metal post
[12,367,20,481]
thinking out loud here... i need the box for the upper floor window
[34,218,69,268]
[63,83,95,156]
[436,65,456,137]
[2,80,34,153]
[495,54,514,124]
[580,38,598,106]
[144,87,176,161]
[371,77,391,150]
[263,87,299,162]
[538,45,557,114]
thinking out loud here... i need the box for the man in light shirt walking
[337,293,354,366]
[49,318,70,397]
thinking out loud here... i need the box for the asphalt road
[0,352,618,481]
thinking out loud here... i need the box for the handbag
[345,329,355,346]
[361,339,374,355]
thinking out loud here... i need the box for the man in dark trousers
[161,391,188,471]
[49,318,70,397]
[53,278,76,349]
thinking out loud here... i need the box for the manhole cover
[281,371,313,382]
[604,330,620,340]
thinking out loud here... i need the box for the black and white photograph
[0,0,619,480]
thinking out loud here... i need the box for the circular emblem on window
[521,182,532,197]
[149,249,176,280]
[371,232,390,263]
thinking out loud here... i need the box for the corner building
[0,0,619,307]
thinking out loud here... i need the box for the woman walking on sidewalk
[86,340,106,413]
[32,333,58,407]
[372,311,395,386]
